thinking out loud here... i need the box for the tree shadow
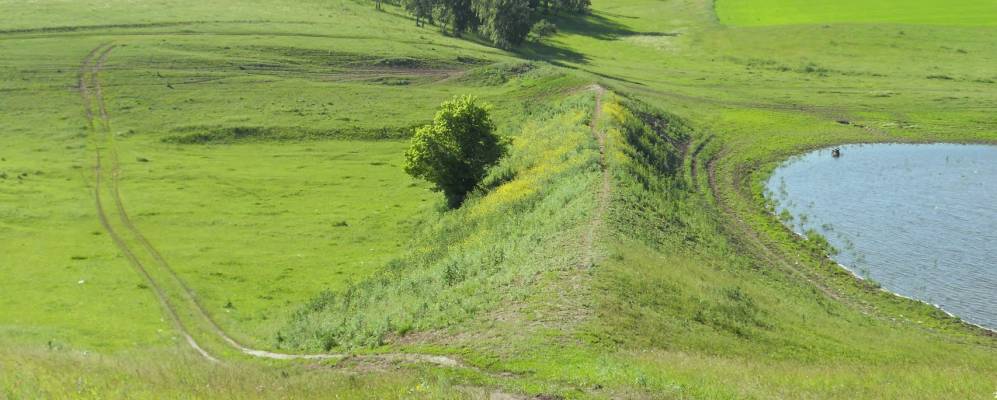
[549,11,636,41]
[515,40,590,65]
[510,10,632,65]
[512,11,679,66]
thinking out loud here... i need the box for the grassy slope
[1,0,996,398]
[0,0,536,352]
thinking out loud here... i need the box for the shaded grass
[161,123,423,144]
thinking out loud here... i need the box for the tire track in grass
[705,152,997,339]
[688,134,713,191]
[81,43,219,362]
[705,152,847,304]
[81,43,467,367]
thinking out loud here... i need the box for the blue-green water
[766,143,997,330]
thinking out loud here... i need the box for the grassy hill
[0,0,995,398]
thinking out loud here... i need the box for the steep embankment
[282,89,604,352]
[588,94,997,398]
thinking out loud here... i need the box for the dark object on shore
[831,148,841,158]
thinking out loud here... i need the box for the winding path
[80,43,219,362]
[79,43,464,366]
[80,43,618,371]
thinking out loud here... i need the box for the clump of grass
[456,62,537,86]
[805,229,839,256]
[796,62,829,75]
[370,77,411,86]
[371,57,426,68]
[162,124,423,144]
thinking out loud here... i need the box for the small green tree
[404,95,506,208]
[528,19,557,42]
[403,0,436,26]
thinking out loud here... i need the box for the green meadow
[715,0,997,27]
[1,0,995,398]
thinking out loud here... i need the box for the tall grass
[0,343,470,399]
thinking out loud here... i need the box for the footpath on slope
[80,43,219,362]
[583,85,610,268]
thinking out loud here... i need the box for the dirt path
[704,154,848,304]
[79,43,466,367]
[81,43,220,362]
[687,134,713,191]
[582,85,610,268]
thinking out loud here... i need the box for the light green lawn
[715,0,997,27]
[0,1,527,352]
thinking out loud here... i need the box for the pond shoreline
[762,142,997,334]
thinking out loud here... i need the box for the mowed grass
[715,0,997,26]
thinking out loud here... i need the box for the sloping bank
[281,89,997,399]
[280,90,603,352]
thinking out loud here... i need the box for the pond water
[765,143,997,330]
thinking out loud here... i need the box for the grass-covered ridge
[161,123,423,144]
[1,0,996,397]
[282,92,601,350]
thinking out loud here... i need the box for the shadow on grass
[512,11,678,69]
[515,40,590,65]
[551,11,636,40]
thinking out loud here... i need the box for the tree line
[393,0,589,48]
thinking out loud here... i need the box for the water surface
[766,143,997,330]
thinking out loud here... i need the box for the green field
[715,0,997,26]
[1,0,996,397]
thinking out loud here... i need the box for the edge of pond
[747,138,997,337]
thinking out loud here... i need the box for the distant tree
[404,0,436,26]
[436,0,477,36]
[404,96,506,208]
[393,0,587,48]
[474,0,533,48]
[553,0,590,13]
[528,18,557,42]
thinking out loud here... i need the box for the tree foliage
[393,0,587,48]
[529,18,557,42]
[404,96,506,208]
[403,0,436,26]
[474,0,533,48]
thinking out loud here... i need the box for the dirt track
[79,43,467,366]
[583,85,610,268]
[78,43,629,371]
[80,43,219,362]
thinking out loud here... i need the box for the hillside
[1,0,995,398]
